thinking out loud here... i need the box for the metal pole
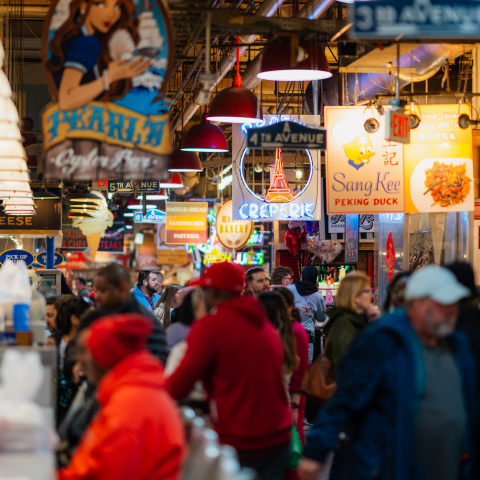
[46,236,55,269]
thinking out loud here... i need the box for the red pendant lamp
[169,148,203,172]
[206,37,263,124]
[181,112,228,153]
[257,41,332,82]
[160,172,184,189]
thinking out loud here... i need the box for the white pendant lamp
[0,42,32,215]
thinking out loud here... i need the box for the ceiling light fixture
[257,41,332,82]
[181,113,229,153]
[206,36,263,124]
[168,148,203,172]
[160,172,184,189]
[127,204,157,210]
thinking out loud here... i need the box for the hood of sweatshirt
[214,295,266,328]
[97,350,165,406]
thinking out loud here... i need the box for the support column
[46,236,55,269]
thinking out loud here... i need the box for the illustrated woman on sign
[47,0,150,110]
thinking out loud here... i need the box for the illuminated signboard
[166,202,208,245]
[216,199,254,250]
[325,107,405,214]
[232,115,322,222]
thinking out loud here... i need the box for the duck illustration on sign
[42,0,173,180]
[331,114,375,170]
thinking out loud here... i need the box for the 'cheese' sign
[385,110,410,144]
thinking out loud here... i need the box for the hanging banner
[165,202,208,245]
[328,214,376,234]
[350,0,480,40]
[232,116,322,221]
[345,215,359,262]
[41,0,174,181]
[404,104,473,213]
[216,199,254,250]
[325,107,405,215]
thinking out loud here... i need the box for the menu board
[345,214,359,262]
[404,104,473,213]
[165,202,208,245]
[325,106,405,214]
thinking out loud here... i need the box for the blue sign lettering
[239,202,314,220]
[134,209,166,224]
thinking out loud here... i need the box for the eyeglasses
[284,276,293,281]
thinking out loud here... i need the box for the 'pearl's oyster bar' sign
[41,0,174,180]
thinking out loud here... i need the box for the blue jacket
[132,284,160,312]
[303,309,477,480]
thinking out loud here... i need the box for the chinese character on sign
[449,132,457,140]
[382,140,397,148]
[419,132,425,141]
[427,133,432,141]
[442,132,449,141]
[434,132,441,141]
[383,151,398,166]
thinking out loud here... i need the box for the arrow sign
[134,209,166,224]
[247,121,326,150]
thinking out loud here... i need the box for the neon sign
[203,246,264,266]
[232,115,322,222]
[247,230,264,245]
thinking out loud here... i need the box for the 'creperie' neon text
[239,202,314,220]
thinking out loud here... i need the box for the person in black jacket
[92,263,168,364]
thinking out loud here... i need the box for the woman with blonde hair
[154,284,181,327]
[325,272,379,373]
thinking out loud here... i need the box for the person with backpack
[286,266,326,364]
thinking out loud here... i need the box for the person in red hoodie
[59,314,186,480]
[166,262,291,480]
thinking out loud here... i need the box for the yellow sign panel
[325,107,405,214]
[165,202,208,245]
[216,199,254,250]
[157,248,188,265]
[404,104,473,213]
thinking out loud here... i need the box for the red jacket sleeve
[290,322,309,393]
[166,315,217,399]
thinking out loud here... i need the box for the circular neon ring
[239,147,314,202]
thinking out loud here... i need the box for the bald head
[94,264,132,309]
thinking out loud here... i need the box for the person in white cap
[299,266,477,480]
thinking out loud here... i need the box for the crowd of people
[43,261,480,480]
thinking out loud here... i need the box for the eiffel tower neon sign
[265,148,295,203]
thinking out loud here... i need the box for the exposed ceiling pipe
[242,0,337,90]
[324,43,471,105]
[176,0,286,130]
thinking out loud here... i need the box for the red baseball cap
[197,262,244,293]
[87,314,152,369]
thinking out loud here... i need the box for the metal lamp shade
[206,87,263,124]
[257,43,332,82]
[181,120,228,153]
[168,148,203,172]
[160,172,184,188]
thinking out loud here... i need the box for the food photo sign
[325,107,405,215]
[404,104,474,213]
[41,0,173,180]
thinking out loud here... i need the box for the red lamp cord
[234,35,242,87]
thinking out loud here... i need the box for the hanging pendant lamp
[257,41,332,82]
[168,148,203,172]
[207,37,263,125]
[181,114,229,153]
[160,172,184,189]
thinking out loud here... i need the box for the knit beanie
[87,314,152,369]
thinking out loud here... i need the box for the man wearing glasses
[271,266,294,287]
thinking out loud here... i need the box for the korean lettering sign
[165,202,208,245]
[325,107,405,214]
[404,104,474,213]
